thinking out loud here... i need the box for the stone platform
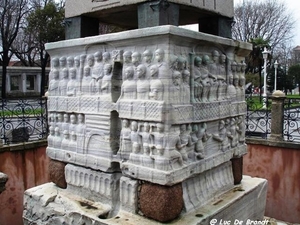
[23,176,267,225]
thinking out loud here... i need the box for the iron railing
[283,98,300,142]
[245,94,271,139]
[0,98,48,144]
[245,94,300,143]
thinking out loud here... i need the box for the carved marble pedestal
[23,26,267,224]
[23,176,267,225]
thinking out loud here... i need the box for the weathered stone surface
[139,182,183,222]
[0,172,8,194]
[182,161,234,212]
[49,159,67,188]
[45,25,251,186]
[23,176,268,225]
[269,91,286,142]
[65,0,234,25]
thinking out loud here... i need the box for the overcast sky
[234,0,300,46]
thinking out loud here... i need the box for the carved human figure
[236,115,245,144]
[139,122,152,156]
[120,66,137,99]
[193,56,203,102]
[149,64,164,101]
[217,54,227,101]
[194,123,211,159]
[81,66,92,95]
[219,54,226,76]
[49,113,56,128]
[48,126,55,147]
[56,113,63,135]
[51,57,59,70]
[48,69,59,96]
[170,70,182,104]
[73,56,81,94]
[78,54,87,92]
[230,61,238,101]
[181,69,190,103]
[213,120,230,152]
[227,74,236,100]
[74,55,80,72]
[150,123,169,170]
[163,127,184,168]
[120,119,132,161]
[101,63,113,95]
[59,56,67,70]
[155,48,168,78]
[76,114,86,154]
[122,51,132,80]
[58,68,68,96]
[68,131,77,152]
[177,56,187,71]
[102,52,111,64]
[67,56,74,69]
[201,55,213,102]
[93,51,104,94]
[136,64,150,100]
[178,124,192,162]
[61,113,70,135]
[143,50,153,65]
[227,118,238,148]
[69,114,77,134]
[209,50,220,75]
[150,123,165,156]
[132,51,141,78]
[61,130,70,151]
[143,49,153,78]
[53,127,62,149]
[86,54,94,68]
[129,121,141,164]
[67,68,77,96]
[208,50,219,101]
[93,51,103,78]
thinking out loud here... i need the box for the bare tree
[233,0,295,49]
[25,0,65,95]
[0,0,29,97]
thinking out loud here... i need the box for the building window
[10,76,20,91]
[26,75,36,91]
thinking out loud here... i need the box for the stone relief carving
[212,119,230,152]
[47,45,247,175]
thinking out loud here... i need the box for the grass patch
[0,108,45,117]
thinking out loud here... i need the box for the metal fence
[246,94,300,143]
[283,98,300,142]
[0,98,48,145]
[245,95,271,139]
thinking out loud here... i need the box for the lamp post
[262,47,269,108]
[274,60,278,92]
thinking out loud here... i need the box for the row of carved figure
[48,113,86,151]
[120,116,246,170]
[47,113,245,170]
[48,49,246,104]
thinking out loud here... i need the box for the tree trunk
[1,49,10,99]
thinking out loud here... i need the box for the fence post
[269,90,286,142]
